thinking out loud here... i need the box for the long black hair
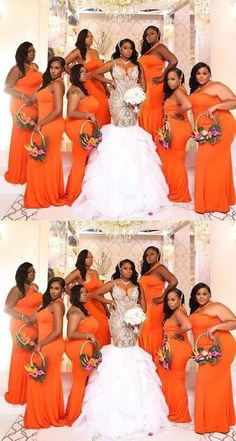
[163,288,185,321]
[15,262,33,295]
[75,29,89,60]
[75,249,90,281]
[15,41,33,76]
[141,246,160,276]
[39,277,65,310]
[112,259,141,297]
[69,64,88,96]
[189,62,211,94]
[40,56,65,90]
[70,284,89,316]
[189,282,211,314]
[141,25,161,55]
[112,38,140,69]
[163,67,185,101]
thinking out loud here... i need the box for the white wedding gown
[72,63,170,219]
[72,284,169,441]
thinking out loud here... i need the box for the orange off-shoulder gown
[158,318,192,422]
[156,99,192,202]
[65,95,99,205]
[24,301,65,428]
[84,273,111,347]
[189,312,236,434]
[5,66,42,184]
[5,285,42,405]
[139,54,164,139]
[24,84,65,208]
[65,315,99,425]
[189,92,236,213]
[139,274,164,361]
[84,52,110,126]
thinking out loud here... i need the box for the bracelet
[21,313,25,321]
[21,93,25,100]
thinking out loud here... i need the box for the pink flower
[211,130,220,136]
[148,212,153,216]
[163,141,169,149]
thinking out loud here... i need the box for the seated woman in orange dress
[139,246,178,362]
[24,277,65,428]
[139,25,177,139]
[65,285,99,425]
[189,282,236,434]
[4,41,42,184]
[4,262,42,405]
[65,29,110,126]
[156,68,192,202]
[158,288,192,423]
[24,56,65,208]
[65,64,99,205]
[189,62,236,213]
[65,249,110,347]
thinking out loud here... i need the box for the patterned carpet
[1,415,37,441]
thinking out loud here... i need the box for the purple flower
[211,130,220,136]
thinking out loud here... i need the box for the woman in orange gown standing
[65,249,110,347]
[156,68,192,202]
[159,288,192,422]
[189,62,236,213]
[189,282,236,434]
[24,277,65,428]
[24,56,65,208]
[65,285,99,425]
[65,29,110,126]
[4,262,42,404]
[139,26,177,139]
[4,42,42,184]
[65,64,99,205]
[139,246,178,361]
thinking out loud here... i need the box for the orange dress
[5,285,42,405]
[24,85,65,208]
[139,54,164,139]
[189,92,236,213]
[24,301,65,428]
[84,273,111,347]
[65,95,99,205]
[190,312,236,434]
[84,53,110,126]
[159,318,192,422]
[139,274,164,360]
[5,66,42,184]
[65,315,99,425]
[156,99,192,202]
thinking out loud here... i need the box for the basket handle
[17,323,38,333]
[194,111,217,131]
[30,130,46,147]
[80,339,97,356]
[80,119,97,136]
[17,103,38,114]
[30,350,45,367]
[194,331,217,352]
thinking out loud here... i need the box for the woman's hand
[151,297,162,306]
[108,300,116,310]
[33,122,42,132]
[87,333,97,343]
[206,325,217,335]
[87,112,97,123]
[152,75,164,85]
[34,343,41,353]
[109,80,116,89]
[23,314,35,325]
[207,105,217,115]
[23,94,33,105]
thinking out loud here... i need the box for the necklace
[120,58,130,65]
[120,279,130,285]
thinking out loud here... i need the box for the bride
[72,259,169,440]
[72,39,169,219]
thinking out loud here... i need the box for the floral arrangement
[25,130,46,162]
[80,120,102,151]
[193,112,221,144]
[192,332,221,365]
[123,306,146,334]
[15,324,37,351]
[15,104,37,130]
[79,340,102,371]
[123,86,146,113]
[24,351,46,382]
[157,339,171,370]
[156,119,171,149]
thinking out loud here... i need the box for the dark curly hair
[75,29,90,60]
[75,249,90,281]
[141,26,161,55]
[40,56,65,90]
[15,262,34,295]
[69,64,89,96]
[163,67,185,101]
[189,282,211,314]
[15,41,33,76]
[163,288,185,321]
[141,246,160,276]
[112,259,141,296]
[112,38,140,70]
[40,277,65,310]
[70,284,89,316]
[189,62,211,94]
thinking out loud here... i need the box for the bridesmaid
[24,277,65,428]
[24,56,65,208]
[139,246,178,361]
[65,285,99,425]
[189,282,236,434]
[65,249,110,347]
[159,288,192,422]
[4,262,42,404]
[65,29,110,126]
[4,42,42,184]
[65,64,99,205]
[189,62,236,213]
[156,68,192,202]
[139,25,177,139]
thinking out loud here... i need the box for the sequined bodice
[109,63,139,127]
[109,284,139,348]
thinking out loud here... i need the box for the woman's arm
[171,88,192,116]
[138,284,146,312]
[64,269,82,295]
[152,265,178,305]
[67,309,97,341]
[4,65,32,104]
[91,60,114,86]
[171,309,192,338]
[67,88,97,122]
[208,82,236,112]
[65,48,83,74]
[138,64,146,92]
[152,44,178,84]
[207,303,236,333]
[92,280,115,307]
[34,80,65,131]
[4,286,35,324]
[34,301,65,351]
